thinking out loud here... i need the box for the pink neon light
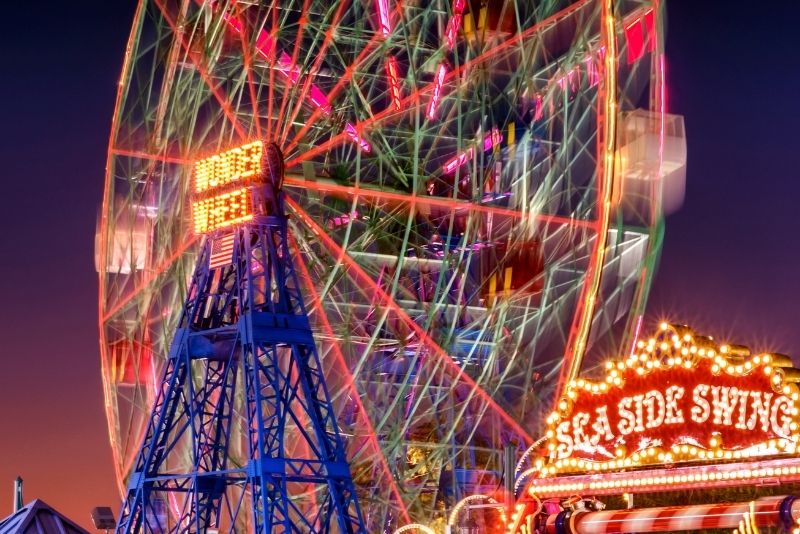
[376,0,392,36]
[345,123,372,152]
[386,56,403,111]
[427,63,448,119]
[444,0,467,49]
[533,94,544,121]
[443,148,475,174]
[327,210,360,228]
[442,127,502,173]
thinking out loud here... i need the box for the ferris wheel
[97,0,681,529]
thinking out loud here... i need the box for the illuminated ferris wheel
[97,0,684,529]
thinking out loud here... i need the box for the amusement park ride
[93,0,800,532]
[115,141,367,532]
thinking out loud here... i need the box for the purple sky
[0,1,797,530]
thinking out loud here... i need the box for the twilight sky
[0,1,797,530]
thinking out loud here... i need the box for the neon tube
[444,0,467,49]
[291,239,411,524]
[556,0,618,406]
[442,127,502,173]
[222,9,372,151]
[376,0,392,36]
[427,63,448,119]
[345,123,372,152]
[386,56,403,111]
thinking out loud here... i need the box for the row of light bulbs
[192,188,253,234]
[541,437,799,477]
[194,141,263,195]
[529,461,800,497]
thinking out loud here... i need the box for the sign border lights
[192,141,264,234]
[542,323,800,476]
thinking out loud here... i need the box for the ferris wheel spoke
[230,2,264,140]
[285,0,596,168]
[153,0,249,140]
[287,196,534,446]
[272,0,313,147]
[283,0,408,156]
[279,0,350,146]
[110,148,191,165]
[283,174,596,230]
[291,236,412,524]
[102,235,197,323]
[216,1,368,153]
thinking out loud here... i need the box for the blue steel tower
[116,141,366,533]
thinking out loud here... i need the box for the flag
[209,233,235,269]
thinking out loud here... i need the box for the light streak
[221,9,374,152]
[444,0,467,49]
[442,127,502,174]
[283,174,594,229]
[426,63,448,119]
[376,0,392,36]
[345,123,372,152]
[286,197,535,445]
[386,56,403,111]
[286,0,598,167]
[557,0,618,397]
[291,238,411,524]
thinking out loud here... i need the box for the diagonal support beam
[287,196,534,446]
[291,237,411,524]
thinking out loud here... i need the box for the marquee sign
[543,323,800,475]
[192,140,264,234]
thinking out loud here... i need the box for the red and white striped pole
[545,495,800,534]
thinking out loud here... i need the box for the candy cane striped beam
[545,495,800,534]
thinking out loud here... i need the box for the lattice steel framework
[116,168,367,532]
[98,0,670,530]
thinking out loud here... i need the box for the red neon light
[286,0,597,167]
[386,56,403,111]
[427,63,448,120]
[283,175,594,229]
[376,0,392,36]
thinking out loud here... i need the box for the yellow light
[194,140,263,194]
[192,141,265,233]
